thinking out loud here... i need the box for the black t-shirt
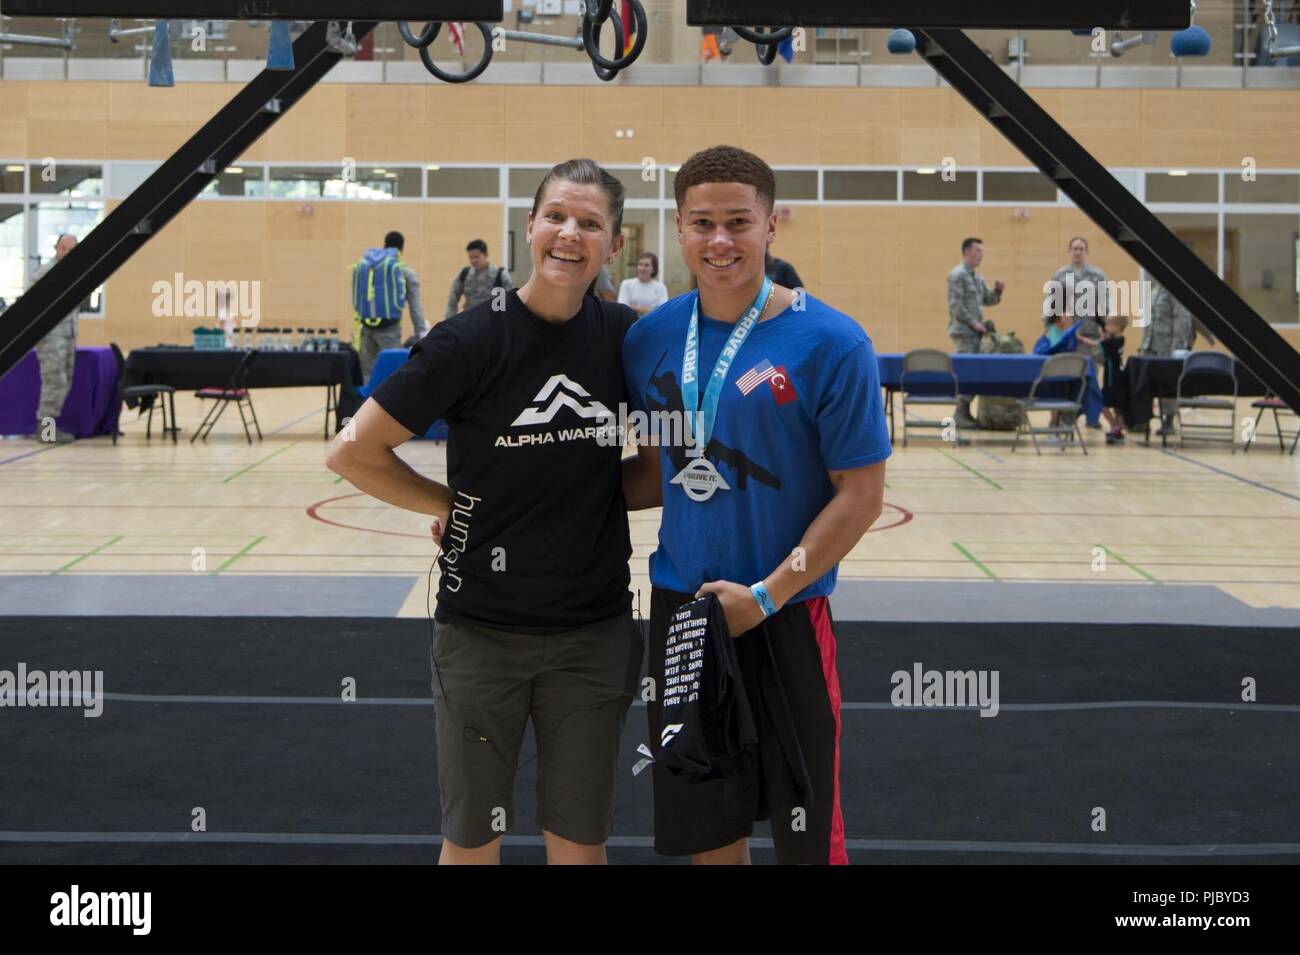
[766,257,804,290]
[372,290,637,633]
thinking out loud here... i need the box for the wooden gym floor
[1,386,1297,620]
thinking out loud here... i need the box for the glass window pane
[607,167,660,201]
[1224,173,1300,205]
[903,170,977,201]
[1145,172,1217,204]
[427,166,499,198]
[31,163,103,197]
[509,167,549,199]
[1153,211,1220,276]
[0,204,25,309]
[983,171,1057,202]
[774,170,817,201]
[34,202,105,315]
[109,162,161,198]
[823,170,895,201]
[1225,213,1300,326]
[1,164,24,194]
[200,164,266,198]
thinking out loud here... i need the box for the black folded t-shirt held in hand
[371,289,637,633]
[655,593,758,783]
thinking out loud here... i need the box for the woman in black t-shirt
[328,159,661,865]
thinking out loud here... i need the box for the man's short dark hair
[384,231,404,251]
[962,237,983,254]
[466,239,488,255]
[673,145,776,215]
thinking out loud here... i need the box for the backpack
[977,327,1028,430]
[353,248,407,327]
[458,265,506,291]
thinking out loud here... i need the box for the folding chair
[1243,391,1299,455]
[1172,352,1236,452]
[191,350,262,445]
[1012,353,1089,455]
[900,349,962,447]
[110,342,178,445]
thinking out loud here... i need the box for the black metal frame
[192,349,261,444]
[0,2,501,18]
[913,28,1300,418]
[686,0,1190,29]
[0,19,379,380]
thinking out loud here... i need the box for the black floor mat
[1,617,1296,864]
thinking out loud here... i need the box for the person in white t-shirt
[617,252,669,316]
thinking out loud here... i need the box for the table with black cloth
[0,346,121,439]
[1122,355,1268,435]
[877,352,1103,442]
[122,346,363,437]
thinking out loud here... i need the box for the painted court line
[940,451,1003,490]
[211,536,266,574]
[220,442,301,484]
[49,535,124,576]
[0,831,1295,856]
[1096,544,1161,584]
[1161,449,1300,504]
[952,541,999,580]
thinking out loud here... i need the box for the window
[1225,213,1300,326]
[426,166,499,198]
[823,170,896,201]
[31,164,103,197]
[903,170,977,201]
[1145,172,1217,204]
[509,167,549,199]
[200,165,266,198]
[983,171,1057,202]
[1224,173,1299,205]
[268,165,417,200]
[1,164,24,194]
[774,170,818,201]
[608,167,660,201]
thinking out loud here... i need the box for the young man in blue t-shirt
[622,145,891,865]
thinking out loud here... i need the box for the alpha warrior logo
[496,374,618,447]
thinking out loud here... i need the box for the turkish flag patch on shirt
[768,366,798,405]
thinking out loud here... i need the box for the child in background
[1101,314,1129,444]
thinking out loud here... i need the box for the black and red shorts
[646,586,848,864]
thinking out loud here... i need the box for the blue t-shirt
[623,290,892,602]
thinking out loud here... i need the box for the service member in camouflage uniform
[1044,236,1108,364]
[947,236,1004,427]
[1141,284,1217,433]
[1140,284,1199,357]
[358,231,429,379]
[28,233,80,445]
[446,238,513,319]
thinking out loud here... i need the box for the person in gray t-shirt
[447,238,513,318]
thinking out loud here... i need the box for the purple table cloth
[0,346,121,438]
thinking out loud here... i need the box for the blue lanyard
[680,277,772,455]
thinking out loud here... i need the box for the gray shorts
[429,611,643,849]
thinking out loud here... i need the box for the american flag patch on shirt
[735,359,777,396]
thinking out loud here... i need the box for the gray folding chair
[1173,351,1237,452]
[1012,353,1089,455]
[900,349,961,447]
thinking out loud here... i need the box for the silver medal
[670,455,731,502]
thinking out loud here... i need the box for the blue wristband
[750,582,778,618]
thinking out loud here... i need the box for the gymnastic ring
[397,21,441,49]
[418,23,494,84]
[583,0,615,26]
[582,0,647,71]
[733,26,793,45]
[590,8,625,81]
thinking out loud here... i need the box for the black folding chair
[1243,391,1299,455]
[110,342,178,445]
[1172,351,1236,452]
[1012,353,1089,455]
[191,350,262,445]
